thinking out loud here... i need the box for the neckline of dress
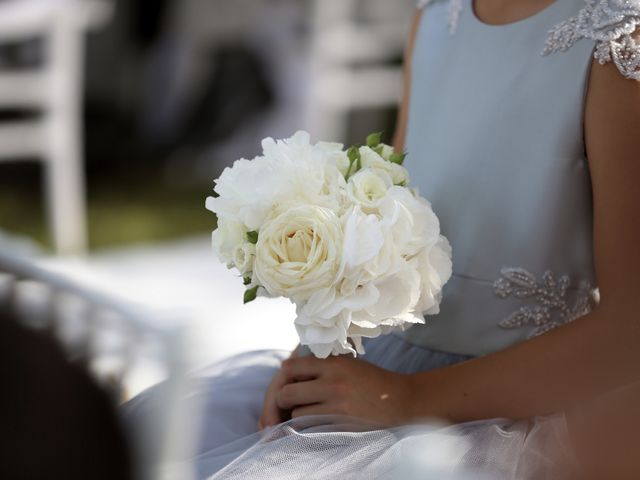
[467,0,563,30]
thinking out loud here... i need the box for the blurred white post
[0,0,112,255]
[45,8,87,256]
[306,0,411,143]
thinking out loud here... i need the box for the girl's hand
[258,347,301,430]
[272,355,418,426]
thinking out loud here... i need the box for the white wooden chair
[0,0,111,255]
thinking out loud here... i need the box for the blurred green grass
[0,164,216,252]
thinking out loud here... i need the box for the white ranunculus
[378,144,395,161]
[211,217,247,265]
[346,169,392,212]
[351,263,421,327]
[389,162,410,186]
[231,242,256,275]
[303,261,425,357]
[359,146,410,186]
[413,236,453,315]
[294,288,355,357]
[206,155,281,231]
[261,131,348,214]
[316,141,350,177]
[379,186,441,258]
[253,205,344,302]
[206,131,348,231]
[341,206,399,288]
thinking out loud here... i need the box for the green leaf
[373,145,384,156]
[345,146,361,178]
[389,152,407,165]
[243,286,259,304]
[366,132,382,148]
[243,276,252,286]
[246,231,259,244]
[347,145,359,163]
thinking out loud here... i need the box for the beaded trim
[542,0,640,81]
[417,0,463,34]
[494,268,596,337]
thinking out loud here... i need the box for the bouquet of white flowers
[206,131,452,358]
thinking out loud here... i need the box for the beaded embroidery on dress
[542,0,640,80]
[494,268,597,338]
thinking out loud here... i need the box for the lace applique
[494,268,596,337]
[417,0,463,34]
[542,0,640,81]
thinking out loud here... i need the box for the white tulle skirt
[123,334,574,479]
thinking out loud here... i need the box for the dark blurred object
[147,43,274,151]
[0,313,133,480]
[130,0,168,46]
[0,36,43,70]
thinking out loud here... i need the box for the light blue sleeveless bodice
[401,0,599,356]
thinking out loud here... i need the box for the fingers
[276,380,327,410]
[259,371,287,429]
[259,357,334,430]
[279,356,326,384]
[259,394,286,429]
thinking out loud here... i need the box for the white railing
[0,246,194,480]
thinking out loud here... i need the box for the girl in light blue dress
[124,1,640,478]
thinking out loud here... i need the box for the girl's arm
[566,381,640,480]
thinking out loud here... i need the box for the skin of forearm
[408,303,640,423]
[565,381,640,479]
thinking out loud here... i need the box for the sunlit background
[0,1,414,475]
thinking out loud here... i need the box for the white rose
[346,169,392,213]
[254,205,344,302]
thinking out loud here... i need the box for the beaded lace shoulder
[417,0,640,80]
[542,0,640,81]
[417,0,464,34]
